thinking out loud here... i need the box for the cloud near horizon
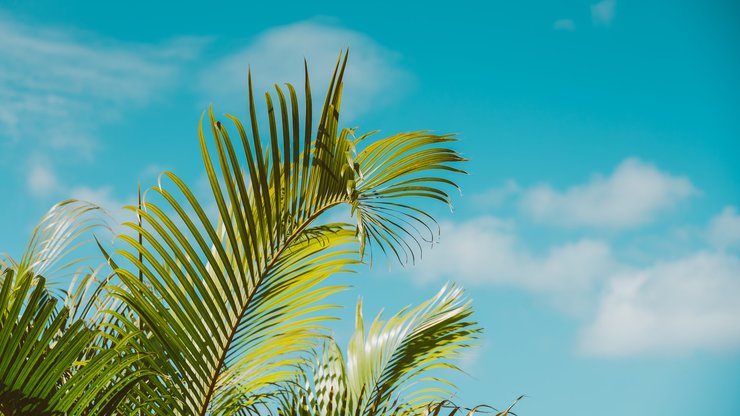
[407,159,739,357]
[410,212,740,357]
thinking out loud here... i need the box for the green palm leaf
[1,200,103,286]
[275,284,480,416]
[0,201,151,415]
[108,52,464,415]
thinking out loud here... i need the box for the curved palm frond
[424,396,524,416]
[0,270,152,415]
[0,201,151,415]
[272,338,351,416]
[108,54,356,415]
[351,131,466,264]
[0,199,126,335]
[0,200,105,286]
[275,284,480,416]
[107,52,465,415]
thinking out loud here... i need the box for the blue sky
[2,0,739,414]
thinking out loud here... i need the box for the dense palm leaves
[0,201,150,415]
[0,53,496,415]
[105,53,466,415]
[274,285,480,416]
[0,272,148,415]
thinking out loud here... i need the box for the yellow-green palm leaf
[109,52,464,415]
[275,284,480,416]
[0,201,151,415]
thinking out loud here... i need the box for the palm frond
[0,268,151,415]
[105,51,465,415]
[108,53,354,415]
[276,284,480,416]
[1,200,106,285]
[351,131,466,264]
[425,395,524,416]
[0,200,158,415]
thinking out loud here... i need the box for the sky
[1,0,739,414]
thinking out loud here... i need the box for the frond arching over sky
[1,1,739,414]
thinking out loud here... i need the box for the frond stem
[197,200,344,416]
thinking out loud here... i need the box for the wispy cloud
[23,161,137,230]
[27,156,60,197]
[471,179,520,207]
[591,0,617,26]
[69,186,131,212]
[554,19,576,31]
[0,8,209,221]
[520,158,696,228]
[199,20,411,121]
[0,9,208,167]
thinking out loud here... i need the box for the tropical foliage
[273,284,479,416]
[0,201,151,415]
[0,53,518,415]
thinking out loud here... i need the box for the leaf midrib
[197,200,343,416]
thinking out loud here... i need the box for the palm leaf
[0,200,105,287]
[276,284,480,416]
[108,51,464,415]
[0,201,151,416]
[425,395,524,416]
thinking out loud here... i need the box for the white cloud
[554,19,576,31]
[411,216,616,312]
[579,252,740,356]
[520,158,696,228]
[591,0,616,26]
[27,158,60,196]
[407,210,740,355]
[199,20,411,121]
[471,180,520,208]
[707,206,740,250]
[410,166,740,356]
[22,156,138,234]
[0,10,207,159]
[70,186,127,212]
[69,185,137,237]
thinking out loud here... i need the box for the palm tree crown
[0,52,503,416]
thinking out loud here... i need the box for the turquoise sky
[2,1,739,414]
